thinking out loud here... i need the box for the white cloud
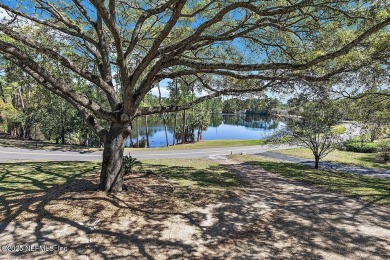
[0,7,35,26]
[0,8,11,21]
[150,78,211,98]
[150,85,170,98]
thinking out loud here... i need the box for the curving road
[0,144,293,162]
[0,123,361,163]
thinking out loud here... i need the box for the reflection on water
[126,114,286,148]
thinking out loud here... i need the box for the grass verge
[125,139,263,151]
[229,154,390,205]
[1,137,262,152]
[273,147,390,170]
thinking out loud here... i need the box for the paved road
[0,144,293,162]
[0,123,361,163]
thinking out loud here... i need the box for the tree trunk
[144,115,150,148]
[136,118,139,148]
[163,114,169,147]
[61,128,65,144]
[60,101,65,144]
[0,83,6,102]
[314,155,320,169]
[182,110,186,144]
[99,123,128,192]
[173,112,177,145]
[129,124,134,147]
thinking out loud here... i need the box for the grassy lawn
[0,138,103,152]
[0,159,239,221]
[125,139,263,151]
[229,154,390,205]
[0,161,100,199]
[273,147,390,170]
[332,124,346,134]
[0,137,262,152]
[141,159,238,188]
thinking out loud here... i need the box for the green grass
[332,124,346,134]
[273,147,390,170]
[140,158,239,188]
[0,161,100,199]
[125,139,263,151]
[0,159,239,199]
[229,154,390,205]
[0,159,240,221]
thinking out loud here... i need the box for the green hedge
[343,140,378,153]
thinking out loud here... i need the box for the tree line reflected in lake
[126,114,286,148]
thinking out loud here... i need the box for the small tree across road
[287,101,344,169]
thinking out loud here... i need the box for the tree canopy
[0,0,389,192]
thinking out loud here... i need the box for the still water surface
[126,114,286,148]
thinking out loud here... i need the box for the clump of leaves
[378,140,390,163]
[122,153,142,174]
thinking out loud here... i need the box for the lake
[126,114,286,148]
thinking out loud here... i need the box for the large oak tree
[0,0,389,192]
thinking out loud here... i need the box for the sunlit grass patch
[125,139,263,151]
[141,158,239,188]
[0,161,100,198]
[273,147,390,170]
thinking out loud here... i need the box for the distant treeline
[221,97,282,115]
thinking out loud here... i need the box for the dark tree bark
[314,154,320,169]
[99,122,129,192]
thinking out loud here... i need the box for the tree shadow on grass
[354,153,390,169]
[263,160,390,203]
[0,161,237,259]
[1,160,390,259]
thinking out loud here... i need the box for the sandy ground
[1,159,389,259]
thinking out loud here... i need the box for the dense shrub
[343,140,378,153]
[378,141,390,162]
[122,153,142,174]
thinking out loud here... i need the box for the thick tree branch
[90,0,129,88]
[0,41,115,122]
[0,25,120,109]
